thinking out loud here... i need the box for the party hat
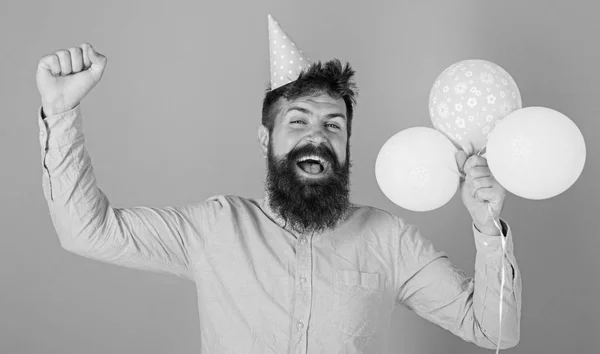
[268,14,313,89]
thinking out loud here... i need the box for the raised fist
[36,43,107,117]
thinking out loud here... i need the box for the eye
[291,120,306,124]
[326,123,340,129]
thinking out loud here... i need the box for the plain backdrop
[2,0,599,353]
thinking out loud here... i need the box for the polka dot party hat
[268,14,313,90]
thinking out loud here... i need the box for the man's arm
[39,105,221,280]
[394,218,522,350]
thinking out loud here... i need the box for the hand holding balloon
[456,150,506,235]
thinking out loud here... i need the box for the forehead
[275,93,346,122]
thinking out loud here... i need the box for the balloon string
[477,145,506,353]
[458,146,504,352]
[485,202,506,354]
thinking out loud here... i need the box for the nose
[305,125,327,145]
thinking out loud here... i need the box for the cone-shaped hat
[268,14,313,89]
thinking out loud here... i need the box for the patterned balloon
[429,60,522,153]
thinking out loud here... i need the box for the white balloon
[487,107,586,200]
[375,127,460,212]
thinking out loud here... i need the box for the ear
[257,125,270,158]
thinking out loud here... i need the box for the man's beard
[265,141,351,235]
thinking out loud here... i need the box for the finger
[69,47,84,73]
[455,150,468,173]
[86,43,106,66]
[81,43,92,69]
[469,177,495,198]
[464,155,488,172]
[474,187,498,203]
[55,49,72,75]
[84,43,108,76]
[465,166,491,179]
[38,54,61,76]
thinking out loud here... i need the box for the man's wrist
[42,106,64,118]
[41,100,75,118]
[475,221,503,236]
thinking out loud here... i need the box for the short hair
[261,59,358,138]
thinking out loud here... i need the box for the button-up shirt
[38,105,521,353]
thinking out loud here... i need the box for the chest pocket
[330,269,385,337]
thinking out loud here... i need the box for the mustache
[286,144,337,165]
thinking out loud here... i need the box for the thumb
[86,43,107,70]
[455,150,467,173]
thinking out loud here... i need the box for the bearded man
[36,15,521,354]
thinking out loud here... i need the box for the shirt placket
[290,232,313,354]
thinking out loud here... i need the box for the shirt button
[296,321,304,330]
[299,237,308,245]
[300,276,307,284]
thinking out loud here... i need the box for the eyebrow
[286,106,346,120]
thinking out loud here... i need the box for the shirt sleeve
[38,105,223,281]
[394,217,522,350]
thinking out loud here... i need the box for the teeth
[298,155,326,165]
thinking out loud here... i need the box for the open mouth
[296,155,328,176]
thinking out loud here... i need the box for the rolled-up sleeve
[38,106,219,281]
[395,218,521,350]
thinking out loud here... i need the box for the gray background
[2,0,599,353]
